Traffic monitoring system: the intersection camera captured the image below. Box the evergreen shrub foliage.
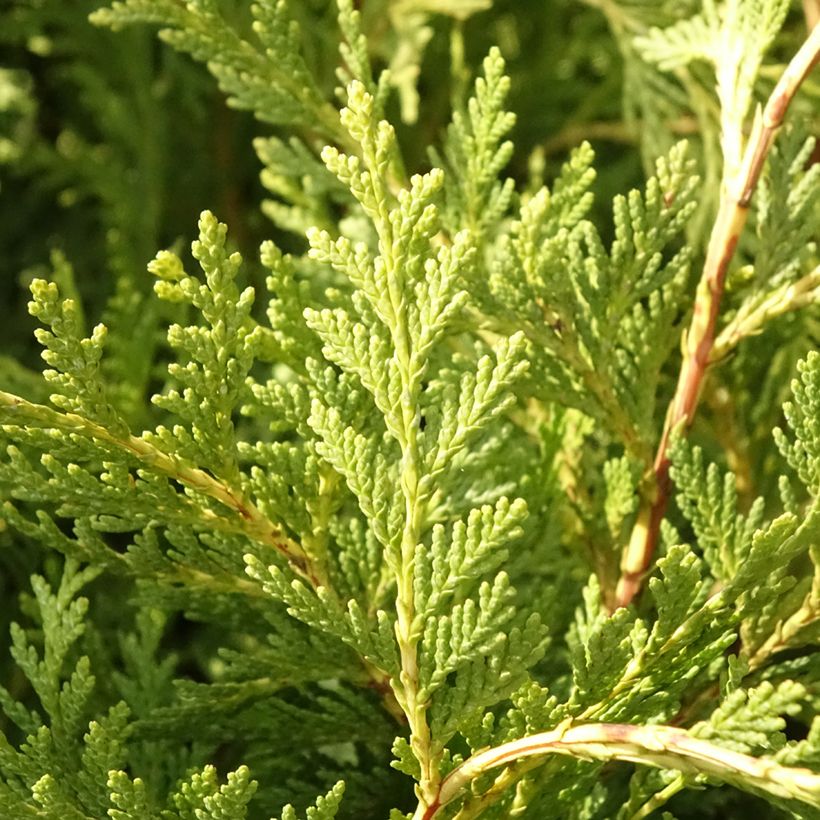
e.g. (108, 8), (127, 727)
(0, 1), (819, 818)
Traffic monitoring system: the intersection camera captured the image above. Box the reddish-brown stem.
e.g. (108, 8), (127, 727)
(615, 24), (820, 610)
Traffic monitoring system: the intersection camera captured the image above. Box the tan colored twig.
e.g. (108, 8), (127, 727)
(421, 721), (820, 819)
(615, 24), (820, 610)
(805, 0), (820, 31)
(711, 266), (820, 362)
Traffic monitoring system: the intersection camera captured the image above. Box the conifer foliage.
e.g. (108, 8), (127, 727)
(1, 1), (819, 818)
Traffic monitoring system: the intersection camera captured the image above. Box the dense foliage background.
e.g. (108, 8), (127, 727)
(0, 2), (818, 818)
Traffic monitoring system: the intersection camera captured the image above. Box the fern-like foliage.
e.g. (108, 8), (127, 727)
(1, 1), (819, 818)
(487, 140), (697, 463)
(0, 561), (126, 819)
(90, 0), (334, 133)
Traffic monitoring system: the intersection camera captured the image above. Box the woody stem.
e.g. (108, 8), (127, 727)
(423, 722), (820, 818)
(616, 24), (820, 609)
